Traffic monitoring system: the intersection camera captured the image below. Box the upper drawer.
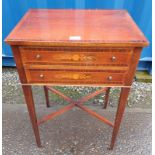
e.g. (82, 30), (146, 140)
(20, 47), (133, 66)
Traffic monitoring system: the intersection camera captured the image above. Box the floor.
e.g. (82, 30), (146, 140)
(2, 67), (152, 155)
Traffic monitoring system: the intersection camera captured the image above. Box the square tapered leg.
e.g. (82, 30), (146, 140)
(110, 87), (130, 149)
(22, 85), (41, 147)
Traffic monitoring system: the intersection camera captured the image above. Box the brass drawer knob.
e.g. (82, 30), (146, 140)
(111, 56), (116, 61)
(39, 74), (44, 78)
(108, 76), (112, 80)
(36, 54), (41, 59)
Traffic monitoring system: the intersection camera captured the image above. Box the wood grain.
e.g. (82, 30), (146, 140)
(22, 85), (41, 147)
(25, 69), (126, 85)
(110, 87), (130, 149)
(125, 47), (142, 85)
(11, 46), (27, 83)
(20, 47), (132, 66)
(23, 64), (129, 71)
(5, 9), (149, 47)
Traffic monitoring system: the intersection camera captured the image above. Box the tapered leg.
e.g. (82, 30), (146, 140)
(44, 86), (50, 107)
(109, 87), (130, 149)
(22, 85), (41, 147)
(103, 87), (110, 109)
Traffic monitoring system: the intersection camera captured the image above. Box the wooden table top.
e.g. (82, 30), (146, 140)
(5, 9), (148, 47)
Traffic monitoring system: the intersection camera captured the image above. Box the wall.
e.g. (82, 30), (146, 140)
(2, 0), (152, 73)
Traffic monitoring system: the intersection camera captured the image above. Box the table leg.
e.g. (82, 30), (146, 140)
(22, 85), (41, 147)
(44, 86), (50, 107)
(109, 87), (130, 149)
(103, 87), (110, 109)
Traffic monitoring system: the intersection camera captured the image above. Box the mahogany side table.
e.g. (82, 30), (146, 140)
(5, 9), (149, 149)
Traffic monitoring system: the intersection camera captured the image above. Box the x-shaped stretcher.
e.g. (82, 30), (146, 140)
(34, 85), (130, 150)
(22, 84), (130, 149)
(38, 86), (113, 127)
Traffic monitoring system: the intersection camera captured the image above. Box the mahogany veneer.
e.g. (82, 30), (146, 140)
(5, 9), (149, 149)
(20, 47), (132, 66)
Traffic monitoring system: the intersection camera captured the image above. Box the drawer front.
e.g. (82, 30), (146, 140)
(20, 47), (132, 66)
(25, 69), (126, 85)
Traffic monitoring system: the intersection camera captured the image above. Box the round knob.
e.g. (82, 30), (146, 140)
(111, 56), (116, 61)
(108, 76), (112, 81)
(39, 74), (44, 78)
(36, 54), (41, 59)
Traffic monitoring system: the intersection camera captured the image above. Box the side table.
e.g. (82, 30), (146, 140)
(5, 9), (149, 149)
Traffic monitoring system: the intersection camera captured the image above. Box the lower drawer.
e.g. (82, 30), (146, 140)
(25, 69), (126, 85)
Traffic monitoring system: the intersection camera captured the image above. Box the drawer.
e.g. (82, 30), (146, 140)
(20, 47), (132, 66)
(25, 69), (126, 85)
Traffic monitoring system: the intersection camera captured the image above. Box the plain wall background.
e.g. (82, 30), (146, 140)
(2, 0), (152, 73)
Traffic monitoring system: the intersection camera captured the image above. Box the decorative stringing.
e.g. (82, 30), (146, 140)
(24, 62), (129, 67)
(26, 80), (124, 85)
(10, 38), (147, 43)
(21, 47), (133, 53)
(27, 69), (127, 73)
